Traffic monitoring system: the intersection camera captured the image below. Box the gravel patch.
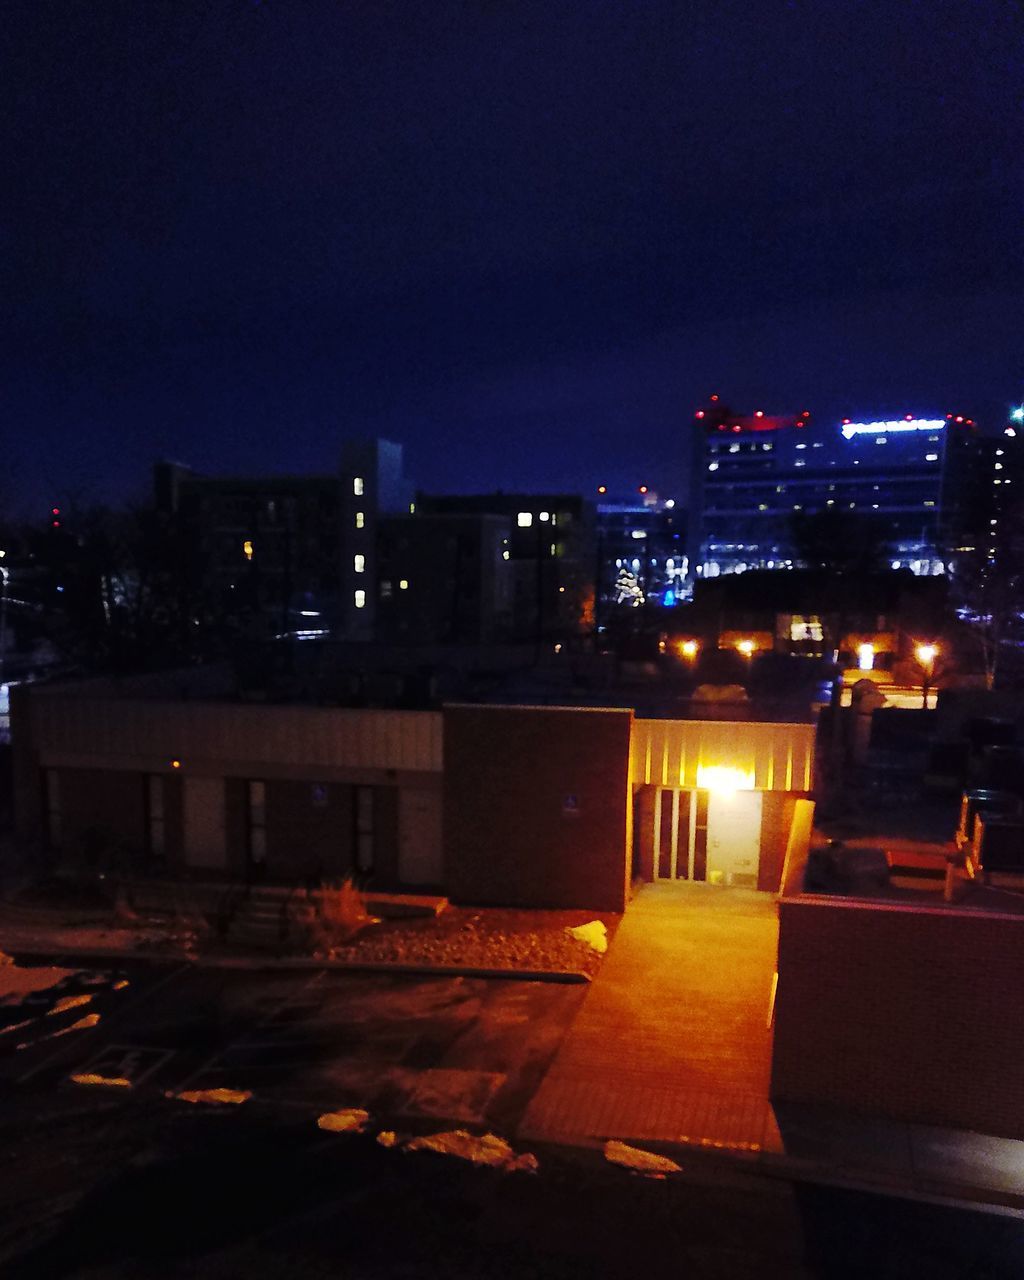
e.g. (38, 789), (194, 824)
(326, 906), (620, 978)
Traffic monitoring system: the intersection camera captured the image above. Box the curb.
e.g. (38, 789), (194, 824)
(3, 941), (592, 984)
(519, 1129), (1024, 1219)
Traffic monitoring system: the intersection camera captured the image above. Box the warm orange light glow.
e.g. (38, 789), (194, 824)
(242, 538), (254, 561)
(680, 639), (699, 659)
(736, 639), (756, 656)
(916, 643), (938, 666)
(696, 764), (755, 793)
(171, 759), (181, 770)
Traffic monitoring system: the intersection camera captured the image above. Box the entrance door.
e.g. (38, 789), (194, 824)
(706, 790), (762, 887)
(398, 787), (443, 886)
(183, 777), (226, 872)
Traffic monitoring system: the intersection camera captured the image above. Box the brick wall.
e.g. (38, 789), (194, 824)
(55, 768), (147, 862)
(444, 705), (633, 912)
(772, 897), (1024, 1138)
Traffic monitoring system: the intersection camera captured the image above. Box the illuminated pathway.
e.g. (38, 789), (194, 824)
(520, 882), (780, 1152)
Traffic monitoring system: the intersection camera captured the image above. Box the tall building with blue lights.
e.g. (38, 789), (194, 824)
(688, 399), (1017, 579)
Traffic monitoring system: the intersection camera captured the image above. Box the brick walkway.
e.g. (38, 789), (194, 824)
(520, 882), (781, 1152)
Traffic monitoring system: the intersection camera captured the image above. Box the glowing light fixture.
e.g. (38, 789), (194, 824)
(353, 476), (364, 496)
(916, 643), (937, 666)
(242, 539), (254, 561)
(696, 764), (755, 793)
(1011, 407), (1024, 422)
(170, 759), (181, 770)
(858, 643), (875, 671)
(680, 639), (699, 659)
(736, 638), (756, 656)
(517, 512), (533, 527)
(841, 418), (945, 439)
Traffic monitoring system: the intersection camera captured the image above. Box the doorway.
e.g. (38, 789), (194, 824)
(651, 787), (763, 887)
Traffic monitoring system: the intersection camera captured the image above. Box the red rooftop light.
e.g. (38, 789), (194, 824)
(696, 410), (705, 419)
(732, 424), (741, 432)
(842, 418), (851, 425)
(905, 414), (914, 421)
(755, 410), (764, 418)
(955, 416), (964, 423)
(639, 485), (648, 494)
(710, 394), (719, 402)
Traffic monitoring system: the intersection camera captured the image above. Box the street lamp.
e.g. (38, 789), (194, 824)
(915, 643), (938, 708)
(736, 638), (756, 657)
(680, 639), (699, 661)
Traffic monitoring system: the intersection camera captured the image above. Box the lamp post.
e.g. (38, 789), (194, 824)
(916, 643), (937, 709)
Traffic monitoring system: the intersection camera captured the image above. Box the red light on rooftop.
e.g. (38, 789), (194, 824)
(842, 418), (851, 425)
(755, 410), (764, 418)
(955, 416), (964, 423)
(802, 410), (810, 417)
(51, 507), (60, 516)
(696, 410), (705, 419)
(639, 485), (648, 494)
(732, 424), (741, 433)
(905, 414), (913, 421)
(51, 520), (60, 528)
(966, 419), (974, 425)
(710, 394), (719, 402)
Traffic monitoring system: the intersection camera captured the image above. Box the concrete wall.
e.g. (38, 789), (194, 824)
(772, 897), (1024, 1139)
(444, 705), (633, 912)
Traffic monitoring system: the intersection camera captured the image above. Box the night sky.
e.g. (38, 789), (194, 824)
(3, 1), (1021, 516)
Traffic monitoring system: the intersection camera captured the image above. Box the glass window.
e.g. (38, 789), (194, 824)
(517, 512), (533, 527)
(354, 589), (366, 608)
(353, 553), (365, 573)
(355, 512), (365, 529)
(353, 476), (364, 496)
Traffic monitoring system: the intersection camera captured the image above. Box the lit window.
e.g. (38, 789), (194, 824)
(827, 499), (835, 506)
(995, 462), (1004, 470)
(926, 453), (938, 461)
(354, 554), (365, 573)
(353, 476), (364, 496)
(399, 578), (409, 590)
(409, 501), (416, 514)
(758, 503), (768, 511)
(242, 539), (254, 561)
(355, 512), (365, 529)
(996, 449), (1005, 457)
(502, 550), (510, 560)
(517, 512), (533, 527)
(539, 511), (550, 522)
(354, 589), (366, 608)
(795, 442), (806, 450)
(875, 437), (887, 444)
(729, 444), (740, 453)
(924, 500), (935, 507)
(708, 462), (719, 472)
(795, 459), (806, 467)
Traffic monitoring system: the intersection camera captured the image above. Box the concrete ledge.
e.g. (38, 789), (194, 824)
(4, 941), (590, 984)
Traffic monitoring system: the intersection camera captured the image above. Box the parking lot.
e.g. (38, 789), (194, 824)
(2, 957), (587, 1133)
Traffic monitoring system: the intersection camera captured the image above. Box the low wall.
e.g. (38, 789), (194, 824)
(772, 896), (1024, 1138)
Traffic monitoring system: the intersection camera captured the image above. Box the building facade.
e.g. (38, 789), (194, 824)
(154, 438), (410, 643)
(416, 493), (595, 644)
(12, 671), (815, 913)
(688, 400), (1021, 580)
(594, 491), (687, 621)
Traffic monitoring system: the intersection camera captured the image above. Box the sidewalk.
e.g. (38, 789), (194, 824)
(520, 882), (779, 1151)
(520, 881), (1024, 1213)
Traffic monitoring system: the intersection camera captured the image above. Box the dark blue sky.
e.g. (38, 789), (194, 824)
(3, 0), (1021, 515)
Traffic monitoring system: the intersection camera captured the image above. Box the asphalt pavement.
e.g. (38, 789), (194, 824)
(3, 955), (1024, 1278)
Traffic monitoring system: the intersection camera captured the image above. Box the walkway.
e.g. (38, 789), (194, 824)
(520, 882), (781, 1152)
